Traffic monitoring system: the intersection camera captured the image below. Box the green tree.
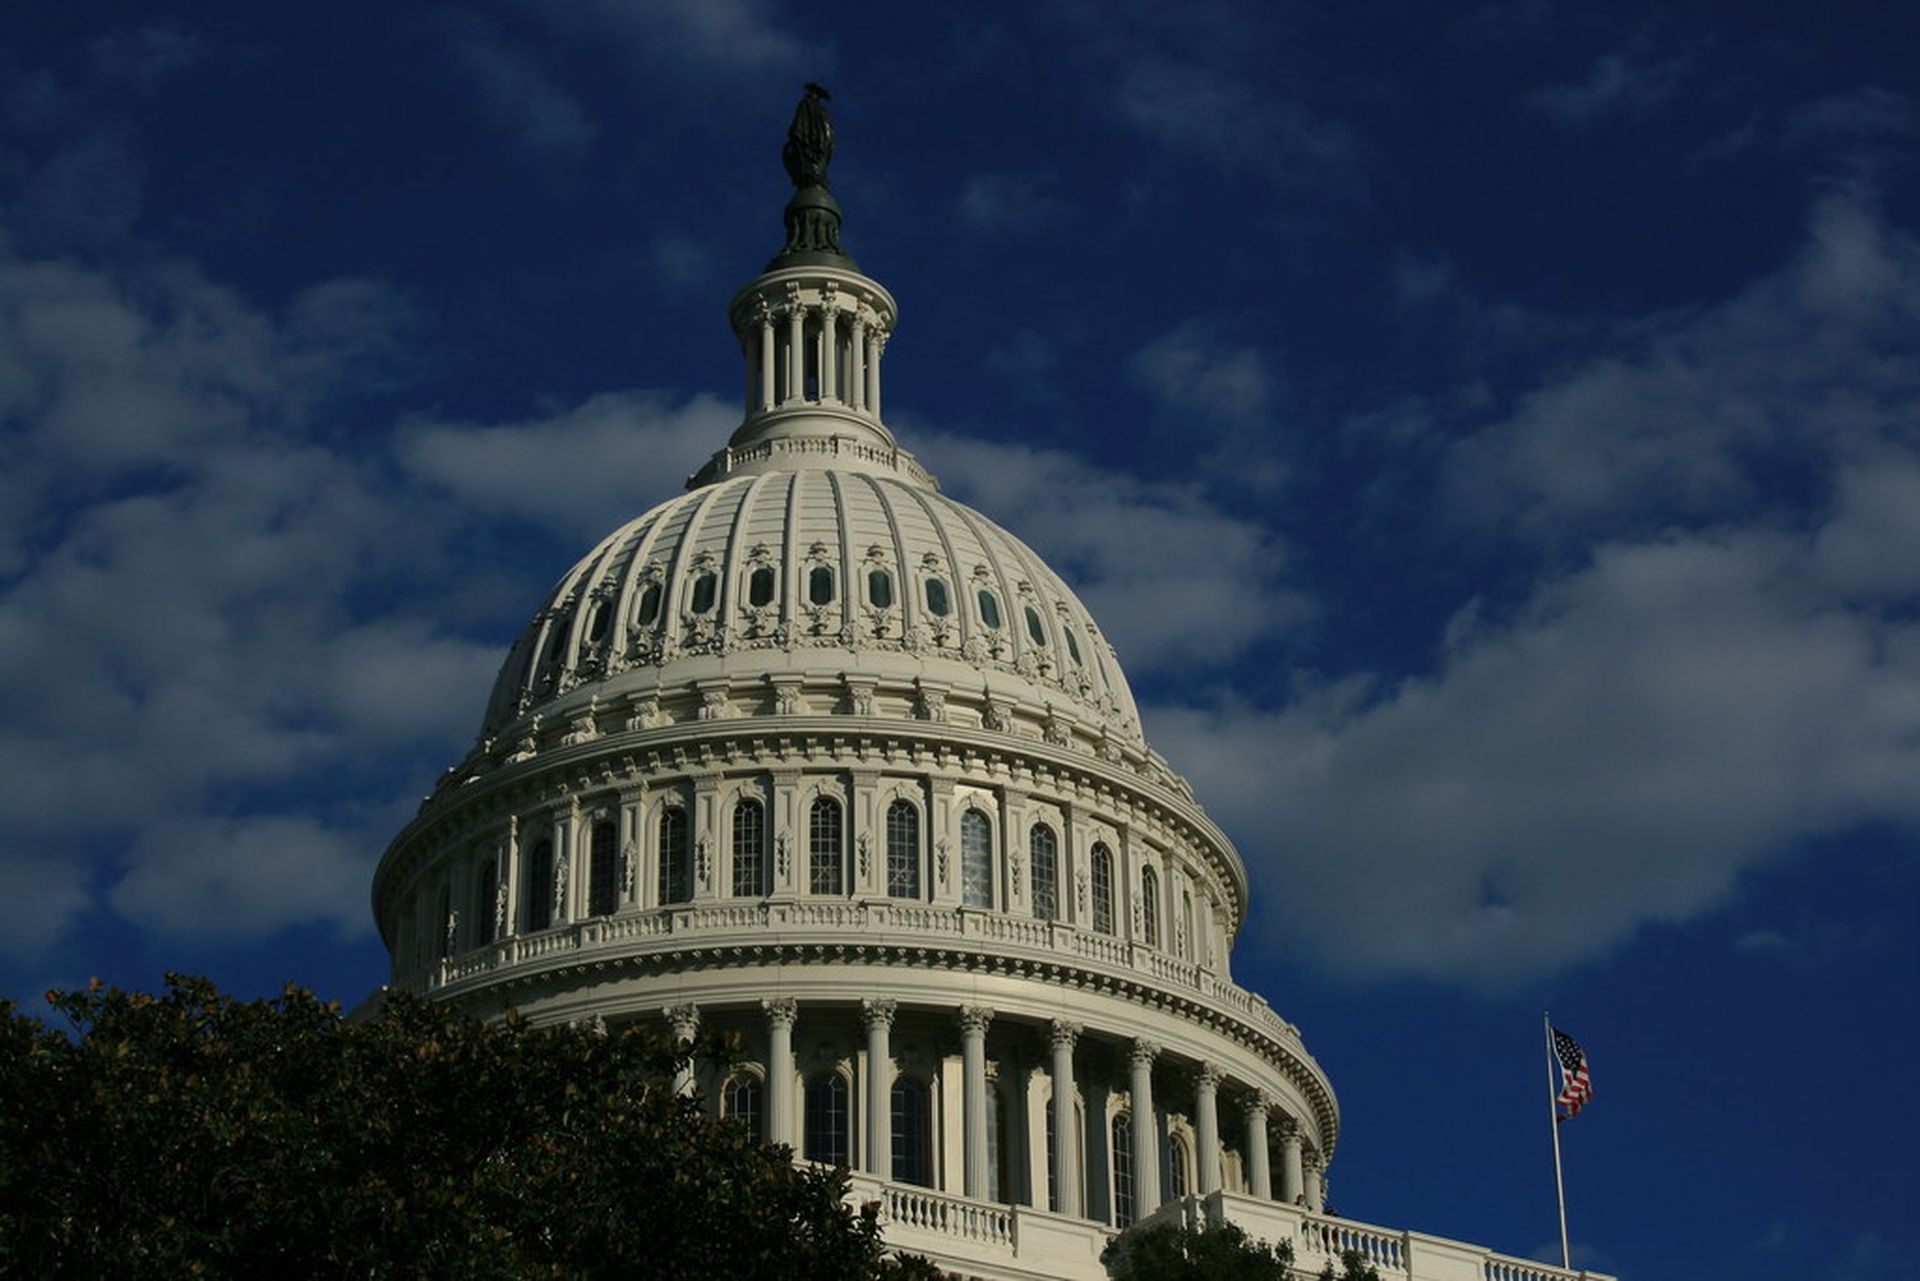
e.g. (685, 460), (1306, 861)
(1101, 1219), (1294, 1280)
(0, 976), (942, 1280)
(1319, 1249), (1384, 1281)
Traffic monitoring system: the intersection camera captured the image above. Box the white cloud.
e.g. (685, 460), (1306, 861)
(1785, 87), (1912, 148)
(957, 172), (1069, 236)
(1130, 322), (1277, 429)
(1528, 53), (1685, 128)
(1152, 528), (1920, 986)
(452, 28), (597, 158)
(1115, 57), (1358, 187)
(397, 390), (733, 540)
(917, 433), (1308, 673)
(109, 816), (377, 943)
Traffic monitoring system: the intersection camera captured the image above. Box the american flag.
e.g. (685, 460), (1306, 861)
(1552, 1027), (1592, 1120)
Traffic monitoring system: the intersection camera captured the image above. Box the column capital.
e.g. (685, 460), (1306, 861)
(762, 996), (799, 1029)
(1194, 1061), (1224, 1091)
(1245, 1088), (1274, 1118)
(1047, 1019), (1082, 1051)
(860, 996), (898, 1031)
(1303, 1150), (1325, 1174)
(664, 1004), (700, 1039)
(956, 1005), (995, 1036)
(1129, 1037), (1161, 1068)
(1278, 1114), (1303, 1142)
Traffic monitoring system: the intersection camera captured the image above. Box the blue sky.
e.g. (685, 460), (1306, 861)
(3, 4), (1917, 1278)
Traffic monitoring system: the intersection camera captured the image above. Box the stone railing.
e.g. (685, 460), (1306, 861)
(881, 1183), (1014, 1248)
(426, 899), (1303, 1051)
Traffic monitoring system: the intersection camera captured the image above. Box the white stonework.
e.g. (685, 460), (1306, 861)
(370, 118), (1613, 1281)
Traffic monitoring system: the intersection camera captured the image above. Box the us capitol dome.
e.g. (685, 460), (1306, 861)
(372, 89), (1605, 1281)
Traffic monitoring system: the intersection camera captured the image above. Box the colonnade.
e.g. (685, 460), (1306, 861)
(746, 285), (888, 419)
(673, 995), (1329, 1225)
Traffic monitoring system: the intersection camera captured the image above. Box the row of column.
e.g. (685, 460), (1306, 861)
(752, 296), (887, 417)
(716, 998), (1325, 1217)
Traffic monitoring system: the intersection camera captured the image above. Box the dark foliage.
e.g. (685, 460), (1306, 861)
(0, 976), (942, 1279)
(1101, 1219), (1294, 1280)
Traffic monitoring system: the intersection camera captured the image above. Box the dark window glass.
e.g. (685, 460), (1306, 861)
(986, 1087), (1007, 1203)
(1045, 1106), (1058, 1213)
(1025, 606), (1047, 647)
(732, 799), (767, 897)
(476, 861), (497, 946)
(868, 568), (893, 608)
(978, 589), (1002, 629)
(658, 808), (690, 905)
(585, 599), (609, 643)
(1113, 1114), (1136, 1227)
(804, 1073), (849, 1166)
(636, 583), (662, 626)
(690, 573), (717, 614)
(886, 800), (919, 899)
(525, 839), (553, 931)
(1091, 843), (1115, 935)
(961, 810), (993, 908)
(1031, 823), (1059, 922)
(1064, 625), (1083, 666)
(925, 578), (950, 617)
(1170, 1136), (1190, 1199)
(1141, 866), (1160, 947)
(809, 566), (834, 606)
(808, 796), (843, 895)
(892, 1078), (933, 1187)
(749, 567), (776, 607)
(588, 819), (618, 916)
(724, 1075), (764, 1137)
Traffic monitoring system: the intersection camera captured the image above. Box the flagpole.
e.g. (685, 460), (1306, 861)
(1544, 1012), (1571, 1272)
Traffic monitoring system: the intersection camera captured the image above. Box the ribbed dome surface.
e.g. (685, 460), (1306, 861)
(479, 467), (1141, 743)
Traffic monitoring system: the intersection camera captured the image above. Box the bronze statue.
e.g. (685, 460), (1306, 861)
(773, 83), (852, 266)
(783, 83), (834, 190)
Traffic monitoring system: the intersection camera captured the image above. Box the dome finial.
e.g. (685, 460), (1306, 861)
(771, 83), (855, 269)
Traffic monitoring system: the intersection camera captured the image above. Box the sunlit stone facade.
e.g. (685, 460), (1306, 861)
(371, 103), (1608, 1281)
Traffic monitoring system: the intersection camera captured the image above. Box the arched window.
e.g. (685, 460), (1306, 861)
(885, 800), (920, 899)
(732, 798), (767, 898)
(1030, 823), (1059, 922)
(808, 566), (835, 606)
(891, 1077), (933, 1187)
(475, 860), (497, 946)
(1090, 843), (1115, 935)
(524, 837), (553, 931)
(960, 809), (993, 908)
(1141, 866), (1160, 947)
(868, 568), (893, 608)
(689, 572), (717, 614)
(635, 581), (662, 626)
(588, 818), (618, 916)
(977, 589), (1002, 630)
(803, 1072), (849, 1166)
(657, 807), (690, 905)
(808, 796), (843, 895)
(1169, 1134), (1191, 1200)
(1024, 605), (1047, 647)
(1112, 1112), (1136, 1227)
(1064, 625), (1083, 666)
(722, 1074), (764, 1137)
(925, 577), (950, 617)
(748, 566), (776, 607)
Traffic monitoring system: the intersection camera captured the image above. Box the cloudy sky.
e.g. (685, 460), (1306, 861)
(4, 3), (1916, 1277)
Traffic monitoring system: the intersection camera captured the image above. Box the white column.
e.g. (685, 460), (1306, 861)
(1129, 1039), (1161, 1213)
(959, 1006), (994, 1199)
(757, 306), (775, 412)
(499, 819), (519, 939)
(1048, 1020), (1082, 1217)
(1304, 1153), (1325, 1212)
(666, 1004), (700, 1097)
(1279, 1116), (1304, 1205)
(785, 299), (805, 403)
(863, 997), (897, 1177)
(1246, 1092), (1273, 1200)
(867, 330), (886, 419)
(1194, 1063), (1222, 1197)
(765, 998), (798, 1148)
(820, 301), (838, 401)
(849, 316), (867, 411)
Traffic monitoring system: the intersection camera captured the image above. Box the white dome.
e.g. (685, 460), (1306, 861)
(477, 466), (1142, 750)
